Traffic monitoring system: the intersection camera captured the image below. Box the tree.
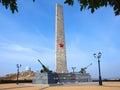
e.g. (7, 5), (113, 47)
(65, 0), (120, 16)
(0, 0), (34, 13)
(0, 0), (120, 16)
(0, 0), (18, 13)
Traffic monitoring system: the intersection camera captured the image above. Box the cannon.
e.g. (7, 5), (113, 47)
(80, 63), (92, 73)
(38, 59), (52, 73)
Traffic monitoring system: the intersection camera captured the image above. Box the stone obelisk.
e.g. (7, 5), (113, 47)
(55, 3), (68, 73)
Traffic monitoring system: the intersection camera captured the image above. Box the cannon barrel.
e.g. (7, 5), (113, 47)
(38, 59), (50, 73)
(38, 59), (43, 66)
(80, 63), (92, 73)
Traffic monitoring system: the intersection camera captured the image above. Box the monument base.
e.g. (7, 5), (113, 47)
(32, 72), (59, 84)
(57, 72), (92, 83)
(32, 72), (92, 84)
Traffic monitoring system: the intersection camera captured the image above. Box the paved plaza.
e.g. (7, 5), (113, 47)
(0, 82), (120, 90)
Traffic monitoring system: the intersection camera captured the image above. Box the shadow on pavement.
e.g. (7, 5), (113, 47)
(39, 86), (50, 90)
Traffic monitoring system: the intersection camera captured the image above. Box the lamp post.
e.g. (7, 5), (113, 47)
(93, 52), (102, 85)
(16, 64), (21, 84)
(71, 67), (76, 73)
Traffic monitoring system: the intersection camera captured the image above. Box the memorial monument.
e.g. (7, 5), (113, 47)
(55, 3), (68, 73)
(32, 3), (92, 85)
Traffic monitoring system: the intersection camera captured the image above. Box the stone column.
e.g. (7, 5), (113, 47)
(55, 3), (68, 73)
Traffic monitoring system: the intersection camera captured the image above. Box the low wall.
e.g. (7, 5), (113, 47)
(0, 80), (32, 84)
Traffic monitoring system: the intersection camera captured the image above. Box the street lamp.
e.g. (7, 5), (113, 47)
(71, 67), (76, 73)
(16, 64), (21, 84)
(93, 52), (102, 85)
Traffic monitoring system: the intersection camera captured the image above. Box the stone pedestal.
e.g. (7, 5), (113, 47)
(57, 73), (92, 83)
(32, 72), (92, 84)
(32, 72), (59, 84)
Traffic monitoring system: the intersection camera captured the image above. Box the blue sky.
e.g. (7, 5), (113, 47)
(0, 0), (120, 79)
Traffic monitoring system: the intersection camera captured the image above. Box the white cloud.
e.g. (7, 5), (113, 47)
(0, 43), (54, 60)
(65, 32), (120, 78)
(0, 41), (55, 75)
(6, 44), (32, 52)
(66, 36), (93, 73)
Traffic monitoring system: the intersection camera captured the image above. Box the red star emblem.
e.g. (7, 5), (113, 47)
(59, 42), (64, 47)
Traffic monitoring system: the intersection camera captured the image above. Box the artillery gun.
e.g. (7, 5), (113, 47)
(80, 63), (92, 73)
(38, 59), (52, 73)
